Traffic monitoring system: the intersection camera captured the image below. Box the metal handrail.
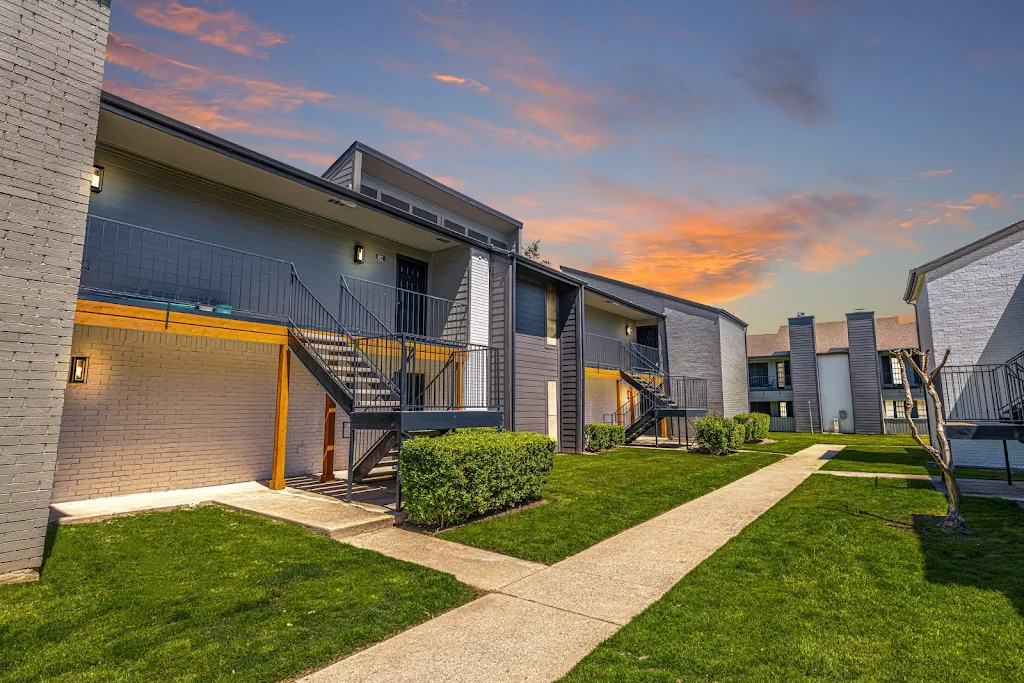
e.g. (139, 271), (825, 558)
(939, 354), (1024, 424)
(341, 275), (468, 344)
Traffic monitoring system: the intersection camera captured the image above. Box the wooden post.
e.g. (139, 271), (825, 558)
(321, 395), (337, 483)
(615, 379), (622, 425)
(269, 345), (290, 490)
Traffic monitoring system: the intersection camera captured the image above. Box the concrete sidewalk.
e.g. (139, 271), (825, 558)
(301, 443), (843, 683)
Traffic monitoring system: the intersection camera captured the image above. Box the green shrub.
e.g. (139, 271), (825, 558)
(733, 412), (771, 443)
(694, 413), (745, 455)
(584, 423), (626, 452)
(400, 430), (555, 526)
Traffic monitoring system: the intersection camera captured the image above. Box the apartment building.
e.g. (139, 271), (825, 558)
(746, 313), (924, 434)
(905, 219), (1024, 471)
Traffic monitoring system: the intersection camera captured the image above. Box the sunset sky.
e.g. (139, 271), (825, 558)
(102, 0), (1024, 332)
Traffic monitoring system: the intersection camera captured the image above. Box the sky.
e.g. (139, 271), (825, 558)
(102, 0), (1024, 333)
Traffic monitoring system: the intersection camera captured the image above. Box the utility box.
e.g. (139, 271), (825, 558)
(832, 417), (841, 433)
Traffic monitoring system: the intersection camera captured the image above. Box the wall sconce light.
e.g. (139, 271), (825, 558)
(90, 166), (104, 192)
(68, 356), (89, 384)
(625, 324), (633, 336)
(354, 245), (365, 264)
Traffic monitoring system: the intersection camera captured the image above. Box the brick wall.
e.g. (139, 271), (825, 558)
(718, 316), (749, 417)
(53, 325), (327, 502)
(920, 228), (1024, 468)
(664, 306), (724, 415)
(0, 0), (109, 575)
(584, 376), (618, 424)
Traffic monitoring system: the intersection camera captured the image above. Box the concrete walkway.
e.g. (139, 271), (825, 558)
(301, 443), (843, 683)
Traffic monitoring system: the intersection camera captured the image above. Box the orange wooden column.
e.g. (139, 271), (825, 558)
(269, 345), (290, 490)
(320, 395), (337, 483)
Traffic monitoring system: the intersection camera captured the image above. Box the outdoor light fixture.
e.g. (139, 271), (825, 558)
(90, 166), (104, 192)
(68, 357), (89, 384)
(354, 245), (365, 263)
(626, 324), (633, 336)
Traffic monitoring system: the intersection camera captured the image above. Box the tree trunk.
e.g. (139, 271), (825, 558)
(940, 470), (969, 531)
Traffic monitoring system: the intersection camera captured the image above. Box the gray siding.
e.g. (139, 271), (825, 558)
(490, 254), (513, 428)
(89, 147), (432, 314)
(0, 0), (110, 577)
(514, 334), (558, 436)
(558, 288), (584, 453)
(846, 312), (883, 434)
(788, 317), (822, 432)
(323, 149), (355, 189)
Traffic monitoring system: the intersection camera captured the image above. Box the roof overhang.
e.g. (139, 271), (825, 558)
(582, 285), (663, 321)
(514, 255), (585, 288)
(96, 93), (500, 255)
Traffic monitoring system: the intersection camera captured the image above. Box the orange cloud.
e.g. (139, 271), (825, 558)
(896, 168), (955, 180)
(125, 0), (289, 57)
(431, 73), (489, 92)
(514, 175), (880, 305)
(896, 191), (1010, 231)
(383, 109), (472, 144)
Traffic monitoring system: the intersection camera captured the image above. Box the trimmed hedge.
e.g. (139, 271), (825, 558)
(584, 423), (626, 452)
(694, 413), (745, 455)
(400, 430), (555, 526)
(733, 412), (771, 443)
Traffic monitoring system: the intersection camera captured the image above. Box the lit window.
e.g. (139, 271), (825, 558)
(779, 401), (788, 418)
(546, 285), (557, 344)
(776, 361), (786, 388)
(890, 357), (904, 385)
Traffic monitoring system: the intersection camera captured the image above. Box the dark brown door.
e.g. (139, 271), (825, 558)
(396, 256), (427, 336)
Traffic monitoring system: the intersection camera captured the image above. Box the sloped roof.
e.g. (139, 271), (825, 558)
(747, 315), (919, 358)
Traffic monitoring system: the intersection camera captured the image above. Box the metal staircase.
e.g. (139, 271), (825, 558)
(939, 349), (1024, 441)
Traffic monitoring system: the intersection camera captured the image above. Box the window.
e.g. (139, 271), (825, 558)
(750, 402), (771, 415)
(885, 400), (922, 419)
(380, 193), (410, 212)
(444, 219), (467, 234)
(748, 363), (769, 388)
(776, 361), (786, 388)
(468, 229), (488, 243)
(491, 238), (508, 250)
(546, 285), (557, 344)
(412, 206), (438, 223)
(890, 356), (904, 386)
(779, 401), (789, 418)
(359, 185), (378, 200)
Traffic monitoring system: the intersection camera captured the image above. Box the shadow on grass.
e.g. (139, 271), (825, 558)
(827, 446), (929, 466)
(912, 497), (1024, 618)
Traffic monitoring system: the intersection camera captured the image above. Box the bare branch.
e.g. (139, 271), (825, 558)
(929, 348), (951, 383)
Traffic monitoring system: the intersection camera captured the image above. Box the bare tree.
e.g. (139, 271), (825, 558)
(522, 239), (551, 265)
(895, 348), (968, 532)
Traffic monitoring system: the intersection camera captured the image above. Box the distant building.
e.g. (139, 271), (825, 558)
(746, 313), (924, 434)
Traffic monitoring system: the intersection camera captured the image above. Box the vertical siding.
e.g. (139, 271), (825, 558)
(323, 149), (356, 189)
(718, 316), (750, 417)
(788, 317), (822, 432)
(514, 334), (559, 436)
(846, 312), (883, 434)
(490, 255), (512, 427)
(558, 288), (583, 453)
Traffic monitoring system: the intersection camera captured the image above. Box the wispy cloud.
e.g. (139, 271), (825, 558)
(121, 0), (289, 57)
(898, 191), (1010, 229)
(895, 167), (955, 181)
(514, 173), (880, 304)
(431, 73), (490, 92)
(735, 43), (833, 124)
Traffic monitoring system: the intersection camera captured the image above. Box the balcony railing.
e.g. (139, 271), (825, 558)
(341, 276), (467, 344)
(584, 333), (661, 374)
(769, 416), (796, 432)
(603, 375), (708, 425)
(78, 216), (500, 413)
(883, 418), (929, 435)
(748, 376), (789, 391)
(938, 352), (1024, 424)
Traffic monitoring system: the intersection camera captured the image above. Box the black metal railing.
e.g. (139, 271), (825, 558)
(939, 351), (1024, 424)
(341, 276), (467, 344)
(80, 215), (291, 321)
(748, 375), (779, 391)
(668, 376), (709, 410)
(79, 215), (500, 413)
(584, 333), (662, 374)
(604, 375), (708, 425)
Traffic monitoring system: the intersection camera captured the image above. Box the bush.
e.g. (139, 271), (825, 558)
(694, 413), (745, 455)
(733, 412), (771, 443)
(400, 430), (555, 526)
(584, 423), (626, 452)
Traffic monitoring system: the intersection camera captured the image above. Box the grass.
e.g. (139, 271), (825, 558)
(742, 430), (926, 455)
(438, 447), (782, 564)
(0, 506), (475, 683)
(563, 475), (1024, 682)
(822, 445), (1008, 480)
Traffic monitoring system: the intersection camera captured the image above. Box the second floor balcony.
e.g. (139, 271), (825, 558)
(584, 332), (663, 375)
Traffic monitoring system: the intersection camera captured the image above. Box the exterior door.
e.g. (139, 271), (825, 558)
(636, 325), (659, 349)
(396, 256), (428, 336)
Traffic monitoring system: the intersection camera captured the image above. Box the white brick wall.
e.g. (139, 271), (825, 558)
(919, 228), (1024, 468)
(0, 0), (109, 575)
(584, 376), (618, 424)
(53, 325), (327, 502)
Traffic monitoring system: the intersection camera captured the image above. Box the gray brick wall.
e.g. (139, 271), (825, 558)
(664, 305), (724, 414)
(53, 325), (327, 502)
(0, 0), (109, 575)
(919, 228), (1024, 468)
(718, 316), (749, 417)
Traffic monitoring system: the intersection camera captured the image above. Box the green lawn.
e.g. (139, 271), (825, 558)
(742, 430), (925, 454)
(822, 445), (1007, 480)
(439, 448), (782, 564)
(564, 475), (1024, 682)
(0, 506), (475, 683)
